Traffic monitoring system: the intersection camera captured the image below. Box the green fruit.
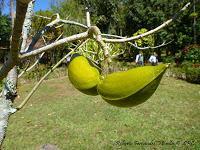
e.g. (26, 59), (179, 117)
(97, 64), (168, 107)
(68, 56), (100, 95)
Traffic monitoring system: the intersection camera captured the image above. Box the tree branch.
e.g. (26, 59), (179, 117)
(103, 2), (191, 43)
(34, 14), (88, 29)
(130, 41), (173, 50)
(18, 33), (64, 78)
(102, 34), (173, 50)
(86, 7), (91, 27)
(24, 14), (61, 52)
(19, 31), (89, 59)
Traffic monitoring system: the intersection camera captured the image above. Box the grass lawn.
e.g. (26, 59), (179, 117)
(2, 76), (200, 150)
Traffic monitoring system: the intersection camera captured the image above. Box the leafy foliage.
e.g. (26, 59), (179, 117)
(185, 66), (200, 84)
(51, 0), (86, 36)
(78, 39), (124, 64)
(0, 14), (11, 46)
(133, 28), (154, 47)
(125, 0), (197, 50)
(184, 45), (200, 64)
(169, 61), (200, 84)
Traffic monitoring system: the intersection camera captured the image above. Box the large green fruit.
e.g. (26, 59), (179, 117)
(68, 56), (100, 95)
(97, 64), (168, 107)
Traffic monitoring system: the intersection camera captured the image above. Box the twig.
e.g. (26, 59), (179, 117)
(60, 19), (88, 29)
(130, 41), (173, 50)
(35, 14), (51, 20)
(18, 61), (31, 78)
(35, 14), (88, 29)
(86, 7), (91, 27)
(111, 50), (126, 59)
(85, 56), (101, 70)
(83, 50), (97, 54)
(18, 52), (45, 78)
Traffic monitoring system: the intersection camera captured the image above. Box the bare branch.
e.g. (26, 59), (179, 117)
(22, 13), (88, 57)
(19, 31), (89, 59)
(59, 19), (88, 29)
(102, 33), (173, 50)
(18, 61), (30, 78)
(24, 17), (61, 52)
(84, 56), (101, 70)
(18, 52), (45, 78)
(102, 34), (126, 39)
(18, 32), (64, 78)
(111, 50), (126, 59)
(83, 50), (97, 55)
(55, 32), (64, 41)
(35, 14), (51, 20)
(86, 7), (91, 27)
(34, 14), (88, 29)
(103, 2), (191, 43)
(130, 41), (173, 50)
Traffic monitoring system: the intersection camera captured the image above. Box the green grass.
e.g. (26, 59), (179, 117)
(2, 76), (200, 150)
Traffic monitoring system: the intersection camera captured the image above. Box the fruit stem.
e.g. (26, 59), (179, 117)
(88, 26), (111, 75)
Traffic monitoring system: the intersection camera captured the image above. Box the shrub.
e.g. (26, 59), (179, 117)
(183, 45), (200, 64)
(167, 64), (186, 80)
(185, 67), (200, 84)
(180, 61), (193, 69)
(168, 61), (200, 84)
(180, 61), (200, 84)
(162, 56), (175, 63)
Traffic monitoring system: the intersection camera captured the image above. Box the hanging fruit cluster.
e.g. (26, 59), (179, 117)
(68, 55), (168, 107)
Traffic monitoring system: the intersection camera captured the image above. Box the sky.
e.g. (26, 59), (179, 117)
(34, 0), (51, 11)
(2, 0), (51, 14)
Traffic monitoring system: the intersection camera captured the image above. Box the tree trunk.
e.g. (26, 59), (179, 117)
(10, 0), (15, 28)
(0, 98), (16, 144)
(0, 0), (34, 146)
(193, 0), (197, 44)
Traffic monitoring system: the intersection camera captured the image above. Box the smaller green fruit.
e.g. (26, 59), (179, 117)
(68, 55), (100, 95)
